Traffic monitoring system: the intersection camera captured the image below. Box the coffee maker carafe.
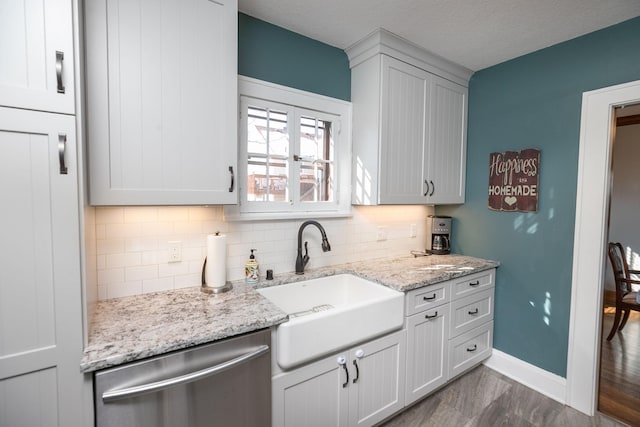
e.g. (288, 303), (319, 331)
(427, 215), (451, 255)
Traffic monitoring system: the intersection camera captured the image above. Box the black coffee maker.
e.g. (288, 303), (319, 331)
(426, 215), (451, 255)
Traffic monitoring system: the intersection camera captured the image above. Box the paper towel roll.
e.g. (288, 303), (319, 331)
(206, 233), (227, 288)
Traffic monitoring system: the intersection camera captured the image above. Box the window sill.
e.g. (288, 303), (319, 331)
(222, 207), (352, 222)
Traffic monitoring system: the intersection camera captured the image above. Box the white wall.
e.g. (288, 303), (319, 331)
(94, 205), (434, 300)
(606, 123), (640, 290)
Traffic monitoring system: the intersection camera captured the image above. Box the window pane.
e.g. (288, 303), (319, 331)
(247, 106), (290, 202)
(299, 116), (334, 203)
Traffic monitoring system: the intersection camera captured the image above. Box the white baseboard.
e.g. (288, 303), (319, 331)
(483, 349), (567, 404)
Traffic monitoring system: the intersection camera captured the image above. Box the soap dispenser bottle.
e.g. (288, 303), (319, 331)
(245, 249), (259, 284)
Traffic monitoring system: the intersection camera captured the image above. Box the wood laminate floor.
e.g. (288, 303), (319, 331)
(599, 306), (640, 426)
(380, 365), (626, 427)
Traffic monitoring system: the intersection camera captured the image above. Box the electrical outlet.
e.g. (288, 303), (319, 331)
(168, 241), (182, 263)
(409, 223), (417, 238)
(376, 226), (387, 241)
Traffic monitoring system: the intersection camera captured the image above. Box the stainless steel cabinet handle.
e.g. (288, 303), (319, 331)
(102, 344), (269, 403)
(429, 180), (435, 196)
(228, 166), (234, 192)
(56, 51), (65, 94)
(58, 134), (68, 175)
(423, 179), (430, 197)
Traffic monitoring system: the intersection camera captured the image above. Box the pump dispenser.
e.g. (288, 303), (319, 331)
(245, 249), (259, 283)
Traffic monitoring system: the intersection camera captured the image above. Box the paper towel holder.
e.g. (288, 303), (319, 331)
(201, 256), (232, 294)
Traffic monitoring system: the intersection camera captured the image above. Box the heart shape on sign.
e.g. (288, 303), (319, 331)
(505, 196), (517, 206)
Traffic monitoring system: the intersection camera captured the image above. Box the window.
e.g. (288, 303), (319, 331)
(225, 77), (351, 220)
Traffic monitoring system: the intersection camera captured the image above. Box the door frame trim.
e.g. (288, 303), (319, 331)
(566, 79), (640, 414)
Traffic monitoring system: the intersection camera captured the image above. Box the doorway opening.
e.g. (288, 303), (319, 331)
(566, 79), (640, 416)
(598, 103), (640, 425)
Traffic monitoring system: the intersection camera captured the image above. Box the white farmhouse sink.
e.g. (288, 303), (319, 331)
(257, 274), (404, 370)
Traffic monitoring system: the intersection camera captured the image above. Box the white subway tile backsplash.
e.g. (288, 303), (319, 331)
(96, 207), (124, 224)
(141, 222), (175, 237)
(94, 205), (434, 300)
(126, 237), (159, 252)
(142, 277), (174, 293)
(107, 281), (142, 299)
(174, 273), (200, 289)
(159, 262), (189, 278)
(188, 206), (220, 221)
(105, 223), (142, 239)
(124, 207), (158, 223)
(173, 221), (205, 235)
(97, 238), (125, 255)
(125, 265), (158, 281)
(96, 224), (106, 239)
(157, 207), (190, 222)
(105, 252), (142, 268)
(141, 251), (159, 266)
(98, 268), (124, 286)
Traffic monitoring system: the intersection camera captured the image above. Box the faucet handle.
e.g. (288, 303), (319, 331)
(304, 241), (309, 256)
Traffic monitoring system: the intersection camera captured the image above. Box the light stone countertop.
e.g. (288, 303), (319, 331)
(81, 253), (498, 373)
(255, 253), (499, 293)
(80, 282), (287, 373)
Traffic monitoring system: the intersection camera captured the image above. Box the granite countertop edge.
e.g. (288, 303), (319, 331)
(81, 254), (499, 373)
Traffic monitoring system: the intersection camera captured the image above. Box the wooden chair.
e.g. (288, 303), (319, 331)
(606, 242), (640, 340)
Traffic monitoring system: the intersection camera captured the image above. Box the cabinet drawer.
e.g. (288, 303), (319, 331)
(405, 282), (450, 316)
(450, 289), (494, 338)
(451, 269), (495, 299)
(448, 321), (493, 379)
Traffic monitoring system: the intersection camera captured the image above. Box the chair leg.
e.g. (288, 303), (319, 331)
(607, 308), (623, 340)
(619, 309), (631, 331)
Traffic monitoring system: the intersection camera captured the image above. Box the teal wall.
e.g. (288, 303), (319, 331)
(238, 13), (351, 101)
(438, 17), (640, 377)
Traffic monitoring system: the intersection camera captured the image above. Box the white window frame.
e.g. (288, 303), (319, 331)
(224, 76), (352, 221)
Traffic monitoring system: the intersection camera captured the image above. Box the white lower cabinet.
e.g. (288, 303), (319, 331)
(272, 329), (406, 427)
(271, 269), (496, 425)
(404, 269), (495, 407)
(405, 305), (449, 405)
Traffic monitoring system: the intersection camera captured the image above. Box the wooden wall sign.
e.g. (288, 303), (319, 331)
(488, 148), (540, 212)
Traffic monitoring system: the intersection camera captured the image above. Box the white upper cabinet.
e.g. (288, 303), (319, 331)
(348, 29), (470, 205)
(0, 0), (75, 114)
(426, 75), (467, 204)
(85, 0), (238, 205)
(378, 56), (431, 204)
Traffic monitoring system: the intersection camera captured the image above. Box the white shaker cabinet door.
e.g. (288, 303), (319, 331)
(405, 306), (449, 405)
(85, 0), (238, 205)
(378, 56), (431, 204)
(0, 0), (75, 114)
(348, 329), (406, 426)
(0, 108), (84, 427)
(272, 354), (349, 427)
(425, 76), (467, 204)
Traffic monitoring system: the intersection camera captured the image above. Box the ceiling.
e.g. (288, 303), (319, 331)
(238, 0), (640, 71)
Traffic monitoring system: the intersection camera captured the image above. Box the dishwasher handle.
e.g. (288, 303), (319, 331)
(102, 344), (269, 403)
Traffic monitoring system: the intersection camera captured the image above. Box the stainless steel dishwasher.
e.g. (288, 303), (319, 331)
(94, 329), (271, 427)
